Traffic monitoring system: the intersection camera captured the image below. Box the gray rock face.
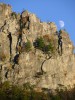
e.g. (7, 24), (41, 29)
(0, 3), (75, 90)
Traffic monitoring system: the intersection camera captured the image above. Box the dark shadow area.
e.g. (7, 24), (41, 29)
(34, 72), (43, 78)
(58, 32), (62, 56)
(58, 36), (62, 55)
(5, 70), (9, 79)
(0, 64), (2, 70)
(17, 31), (22, 47)
(7, 32), (12, 61)
(0, 20), (6, 32)
(12, 54), (19, 69)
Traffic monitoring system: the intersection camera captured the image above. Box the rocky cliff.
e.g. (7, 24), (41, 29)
(0, 3), (75, 90)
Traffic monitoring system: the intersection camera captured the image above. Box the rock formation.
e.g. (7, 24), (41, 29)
(0, 3), (75, 90)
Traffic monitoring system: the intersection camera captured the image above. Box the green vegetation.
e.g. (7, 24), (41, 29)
(59, 30), (62, 34)
(23, 82), (34, 90)
(0, 81), (75, 100)
(0, 82), (48, 100)
(34, 37), (45, 50)
(22, 40), (32, 52)
(43, 43), (54, 54)
(34, 36), (56, 55)
(11, 12), (17, 19)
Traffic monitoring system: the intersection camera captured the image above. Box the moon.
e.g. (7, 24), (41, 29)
(59, 20), (65, 28)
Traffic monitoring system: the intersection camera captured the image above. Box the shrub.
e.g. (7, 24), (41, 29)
(11, 85), (24, 100)
(34, 37), (45, 50)
(11, 12), (17, 19)
(23, 82), (32, 90)
(30, 91), (47, 100)
(22, 40), (32, 52)
(1, 81), (75, 100)
(52, 95), (61, 100)
(2, 81), (10, 90)
(34, 36), (56, 55)
(43, 42), (54, 53)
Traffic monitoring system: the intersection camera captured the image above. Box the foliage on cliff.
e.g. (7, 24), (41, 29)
(34, 36), (56, 55)
(0, 81), (75, 100)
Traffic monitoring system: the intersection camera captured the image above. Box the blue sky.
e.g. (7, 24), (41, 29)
(0, 0), (75, 46)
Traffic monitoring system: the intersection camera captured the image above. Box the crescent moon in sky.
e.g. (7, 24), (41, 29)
(59, 20), (65, 28)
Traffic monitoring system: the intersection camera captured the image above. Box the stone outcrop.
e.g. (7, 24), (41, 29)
(0, 3), (75, 90)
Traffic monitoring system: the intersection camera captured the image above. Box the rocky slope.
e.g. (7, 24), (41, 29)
(0, 3), (75, 90)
